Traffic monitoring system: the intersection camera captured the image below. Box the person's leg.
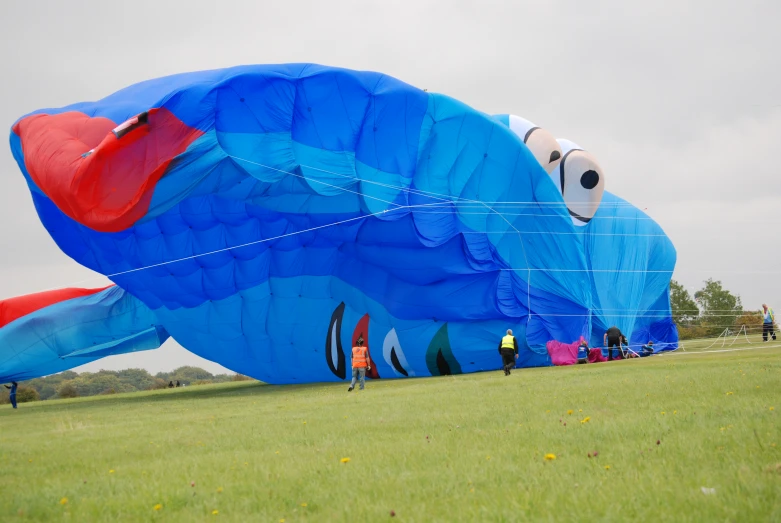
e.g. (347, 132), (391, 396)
(772, 325), (777, 341)
(359, 368), (366, 390)
(763, 323), (769, 342)
(349, 368), (358, 390)
(10, 393), (16, 409)
(502, 350), (514, 374)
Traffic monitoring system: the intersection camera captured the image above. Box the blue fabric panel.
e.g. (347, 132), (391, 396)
(0, 286), (167, 382)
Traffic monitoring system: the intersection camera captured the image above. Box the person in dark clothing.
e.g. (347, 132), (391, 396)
(175, 380), (181, 387)
(640, 341), (654, 357)
(498, 329), (519, 375)
(762, 304), (776, 342)
(4, 382), (18, 409)
(168, 381), (174, 388)
(603, 326), (624, 361)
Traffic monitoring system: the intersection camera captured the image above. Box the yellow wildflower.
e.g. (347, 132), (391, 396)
(726, 391), (734, 396)
(301, 503), (308, 507)
(217, 487), (224, 493)
(303, 421), (307, 424)
(567, 409), (573, 415)
(212, 510), (219, 515)
(770, 407), (775, 411)
(153, 504), (163, 511)
(580, 416), (591, 424)
(340, 457), (351, 463)
(109, 469), (115, 474)
(59, 497), (68, 505)
(579, 409), (583, 412)
(544, 453), (556, 461)
(604, 465), (611, 470)
(661, 411), (666, 415)
(486, 456), (491, 460)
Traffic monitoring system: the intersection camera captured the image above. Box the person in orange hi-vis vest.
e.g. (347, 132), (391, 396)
(348, 336), (371, 391)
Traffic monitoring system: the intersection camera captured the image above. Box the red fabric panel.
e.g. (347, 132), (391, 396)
(0, 286), (113, 329)
(12, 108), (203, 233)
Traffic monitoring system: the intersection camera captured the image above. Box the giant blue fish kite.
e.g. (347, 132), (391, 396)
(2, 64), (677, 384)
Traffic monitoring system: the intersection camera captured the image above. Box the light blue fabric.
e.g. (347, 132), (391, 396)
(0, 287), (168, 382)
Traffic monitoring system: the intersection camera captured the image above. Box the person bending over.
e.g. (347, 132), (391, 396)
(603, 326), (624, 361)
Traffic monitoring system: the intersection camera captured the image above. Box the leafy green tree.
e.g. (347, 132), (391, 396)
(57, 382), (79, 398)
(694, 279), (743, 334)
(670, 280), (699, 326)
(116, 368), (156, 390)
(38, 384), (58, 400)
(169, 366), (215, 385)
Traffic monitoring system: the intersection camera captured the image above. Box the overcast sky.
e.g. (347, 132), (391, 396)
(1, 0), (778, 374)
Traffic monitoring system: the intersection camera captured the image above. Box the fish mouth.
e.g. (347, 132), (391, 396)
(12, 109), (203, 233)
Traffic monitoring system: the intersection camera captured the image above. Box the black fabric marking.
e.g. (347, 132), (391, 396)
(325, 303), (346, 379)
(389, 346), (409, 376)
(435, 349), (452, 376)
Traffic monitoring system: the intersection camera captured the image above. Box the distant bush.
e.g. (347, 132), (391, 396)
(57, 382), (80, 399)
(0, 386), (39, 404)
(16, 386), (40, 403)
(17, 366), (231, 400)
(147, 378), (169, 390)
(231, 374), (252, 381)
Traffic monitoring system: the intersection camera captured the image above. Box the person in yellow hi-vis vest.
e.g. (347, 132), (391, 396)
(348, 337), (371, 391)
(498, 329), (519, 375)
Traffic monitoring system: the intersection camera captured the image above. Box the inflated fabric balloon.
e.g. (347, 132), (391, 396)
(3, 64), (677, 383)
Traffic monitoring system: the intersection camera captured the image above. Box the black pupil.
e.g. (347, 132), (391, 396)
(580, 170), (599, 190)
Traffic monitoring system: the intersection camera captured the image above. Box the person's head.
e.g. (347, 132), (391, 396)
(356, 336), (364, 346)
(648, 340), (654, 346)
(763, 303), (768, 311)
(579, 340), (588, 348)
(506, 329), (513, 336)
(12, 381), (17, 386)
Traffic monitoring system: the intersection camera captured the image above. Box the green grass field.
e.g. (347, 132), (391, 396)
(1, 339), (780, 522)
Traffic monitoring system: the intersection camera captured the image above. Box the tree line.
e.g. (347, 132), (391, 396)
(670, 278), (770, 339)
(0, 366), (251, 405)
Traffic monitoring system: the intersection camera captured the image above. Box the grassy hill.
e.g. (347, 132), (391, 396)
(1, 340), (780, 522)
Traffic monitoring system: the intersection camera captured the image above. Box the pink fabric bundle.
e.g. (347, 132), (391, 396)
(546, 339), (582, 366)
